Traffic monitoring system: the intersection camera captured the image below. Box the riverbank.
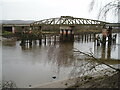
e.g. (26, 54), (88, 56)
(71, 72), (120, 88)
(32, 69), (119, 88)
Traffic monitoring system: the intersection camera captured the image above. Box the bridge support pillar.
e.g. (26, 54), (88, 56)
(54, 35), (57, 45)
(107, 26), (112, 59)
(38, 34), (42, 45)
(107, 26), (112, 45)
(60, 26), (74, 42)
(38, 26), (42, 45)
(101, 29), (107, 59)
(44, 35), (47, 46)
(12, 26), (15, 33)
(102, 27), (107, 46)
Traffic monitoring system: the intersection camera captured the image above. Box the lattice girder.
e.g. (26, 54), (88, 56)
(30, 16), (106, 26)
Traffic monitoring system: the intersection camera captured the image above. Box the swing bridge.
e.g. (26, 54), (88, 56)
(30, 16), (107, 31)
(30, 16), (106, 26)
(2, 16), (109, 33)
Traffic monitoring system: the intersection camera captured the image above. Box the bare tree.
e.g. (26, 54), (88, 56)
(68, 48), (120, 88)
(89, 0), (120, 21)
(2, 80), (17, 88)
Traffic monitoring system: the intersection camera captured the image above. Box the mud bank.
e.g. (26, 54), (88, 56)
(32, 69), (119, 88)
(71, 72), (120, 88)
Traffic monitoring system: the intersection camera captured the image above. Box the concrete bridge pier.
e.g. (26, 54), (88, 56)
(102, 28), (107, 46)
(106, 26), (112, 59)
(48, 35), (51, 45)
(12, 26), (16, 33)
(39, 36), (42, 45)
(38, 26), (42, 45)
(87, 34), (89, 42)
(84, 34), (87, 42)
(107, 26), (112, 45)
(60, 26), (74, 42)
(54, 35), (57, 45)
(44, 35), (47, 46)
(81, 34), (84, 43)
(89, 34), (92, 41)
(97, 27), (107, 59)
(93, 33), (97, 46)
(29, 40), (32, 47)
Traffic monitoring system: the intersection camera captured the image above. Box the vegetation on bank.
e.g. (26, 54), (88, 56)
(2, 31), (15, 38)
(2, 31), (13, 36)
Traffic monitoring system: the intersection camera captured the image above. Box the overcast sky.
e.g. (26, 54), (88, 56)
(0, 0), (118, 22)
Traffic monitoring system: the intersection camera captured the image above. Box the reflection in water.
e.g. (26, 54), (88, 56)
(118, 33), (120, 59)
(101, 44), (106, 59)
(2, 33), (120, 88)
(107, 41), (111, 59)
(21, 45), (32, 50)
(0, 41), (2, 89)
(94, 33), (119, 59)
(2, 40), (16, 46)
(47, 42), (74, 67)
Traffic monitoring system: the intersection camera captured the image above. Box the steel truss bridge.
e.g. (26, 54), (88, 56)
(30, 16), (107, 26)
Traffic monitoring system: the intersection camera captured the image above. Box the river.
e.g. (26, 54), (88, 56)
(1, 33), (120, 88)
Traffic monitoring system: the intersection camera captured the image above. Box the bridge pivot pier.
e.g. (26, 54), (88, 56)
(60, 26), (74, 42)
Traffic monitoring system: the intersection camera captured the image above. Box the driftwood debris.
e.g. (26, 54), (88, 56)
(74, 48), (120, 72)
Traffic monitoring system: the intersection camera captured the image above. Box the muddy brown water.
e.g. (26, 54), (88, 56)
(1, 33), (120, 88)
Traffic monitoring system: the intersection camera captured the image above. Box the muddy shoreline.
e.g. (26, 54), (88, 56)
(71, 72), (120, 88)
(32, 69), (119, 88)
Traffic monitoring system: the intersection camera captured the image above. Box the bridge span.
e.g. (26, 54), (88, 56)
(30, 16), (108, 32)
(31, 16), (106, 26)
(2, 16), (119, 33)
